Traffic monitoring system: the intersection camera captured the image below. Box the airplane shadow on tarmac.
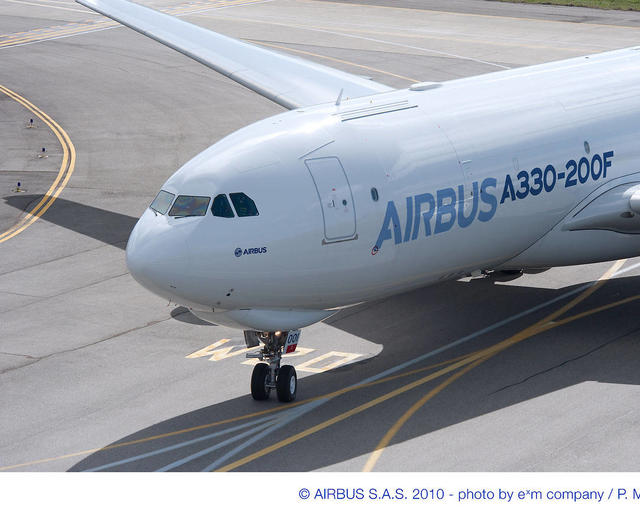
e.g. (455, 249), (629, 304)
(3, 194), (138, 249)
(69, 273), (640, 471)
(6, 195), (640, 471)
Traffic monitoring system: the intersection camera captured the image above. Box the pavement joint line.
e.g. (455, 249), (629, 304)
(363, 355), (489, 472)
(213, 351), (489, 472)
(489, 324), (640, 396)
(202, 13), (510, 69)
(202, 259), (635, 470)
(0, 289), (46, 298)
(0, 0), (272, 48)
(0, 351), (477, 470)
(4, 0), (99, 14)
(0, 169), (59, 173)
(2, 258), (637, 470)
(0, 271), (130, 317)
(318, 28), (512, 70)
(0, 306), (169, 377)
(206, 13), (600, 54)
(1, 0), (636, 474)
(248, 39), (419, 82)
(2, 1), (636, 464)
(0, 351), (39, 359)
(215, 259), (631, 471)
(0, 357), (43, 375)
(199, 353), (486, 471)
(1, 255), (636, 469)
(308, 0), (640, 31)
(0, 241), (125, 279)
(360, 259), (627, 471)
(35, 0), (86, 6)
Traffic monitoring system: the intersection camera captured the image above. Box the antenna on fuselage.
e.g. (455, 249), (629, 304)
(335, 88), (344, 106)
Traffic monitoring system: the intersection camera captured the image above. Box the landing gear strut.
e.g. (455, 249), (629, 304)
(245, 330), (299, 402)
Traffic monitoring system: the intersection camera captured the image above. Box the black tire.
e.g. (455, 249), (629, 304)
(251, 363), (270, 400)
(276, 365), (297, 402)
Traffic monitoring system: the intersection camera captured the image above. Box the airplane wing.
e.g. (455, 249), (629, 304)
(76, 0), (394, 109)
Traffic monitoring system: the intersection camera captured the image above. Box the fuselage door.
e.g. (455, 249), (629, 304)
(305, 157), (357, 243)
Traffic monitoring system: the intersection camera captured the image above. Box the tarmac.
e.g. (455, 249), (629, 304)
(1, 0), (639, 471)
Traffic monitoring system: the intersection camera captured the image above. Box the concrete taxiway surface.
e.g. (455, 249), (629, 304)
(1, 0), (639, 472)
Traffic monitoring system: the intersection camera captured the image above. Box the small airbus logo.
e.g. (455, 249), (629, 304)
(235, 247), (268, 257)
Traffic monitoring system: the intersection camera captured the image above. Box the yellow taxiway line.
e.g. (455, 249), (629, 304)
(210, 14), (600, 54)
(361, 259), (627, 471)
(0, 0), (267, 48)
(1, 265), (637, 471)
(0, 85), (76, 244)
(0, 351), (478, 471)
(216, 260), (630, 472)
(249, 39), (420, 83)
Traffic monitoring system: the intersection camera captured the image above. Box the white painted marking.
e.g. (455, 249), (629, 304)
(155, 418), (280, 472)
(95, 258), (640, 472)
(296, 351), (362, 373)
(4, 0), (97, 14)
(0, 27), (119, 50)
(195, 269), (637, 471)
(196, 12), (510, 70)
(37, 0), (81, 6)
(83, 414), (280, 472)
(615, 260), (640, 277)
(201, 405), (312, 471)
(241, 346), (315, 366)
(186, 339), (254, 361)
(0, 0), (275, 49)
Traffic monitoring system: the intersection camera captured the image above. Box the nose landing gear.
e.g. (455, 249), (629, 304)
(245, 330), (300, 402)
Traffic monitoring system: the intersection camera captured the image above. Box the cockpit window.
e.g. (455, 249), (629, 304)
(168, 195), (210, 217)
(229, 192), (259, 217)
(150, 190), (175, 215)
(211, 194), (235, 218)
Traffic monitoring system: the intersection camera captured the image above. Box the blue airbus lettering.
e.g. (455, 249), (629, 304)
(235, 247), (268, 257)
(500, 150), (614, 203)
(375, 177), (497, 249)
(374, 149), (615, 251)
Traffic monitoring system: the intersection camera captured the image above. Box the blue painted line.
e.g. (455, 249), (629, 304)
(83, 413), (280, 472)
(156, 418), (281, 472)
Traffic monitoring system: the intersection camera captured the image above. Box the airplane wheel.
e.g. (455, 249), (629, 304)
(276, 365), (297, 403)
(251, 363), (270, 400)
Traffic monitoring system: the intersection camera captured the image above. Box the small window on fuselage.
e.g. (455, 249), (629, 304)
(212, 194), (235, 218)
(150, 190), (175, 215)
(229, 192), (259, 217)
(168, 195), (210, 217)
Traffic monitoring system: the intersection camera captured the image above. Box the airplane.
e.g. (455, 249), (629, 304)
(78, 0), (640, 403)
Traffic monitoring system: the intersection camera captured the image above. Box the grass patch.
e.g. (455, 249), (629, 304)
(495, 0), (640, 10)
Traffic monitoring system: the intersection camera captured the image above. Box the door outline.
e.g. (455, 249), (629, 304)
(305, 157), (357, 243)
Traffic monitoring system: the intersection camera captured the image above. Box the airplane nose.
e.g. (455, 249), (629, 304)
(126, 209), (191, 298)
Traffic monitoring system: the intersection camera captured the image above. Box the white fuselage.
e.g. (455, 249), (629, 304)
(126, 47), (640, 331)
